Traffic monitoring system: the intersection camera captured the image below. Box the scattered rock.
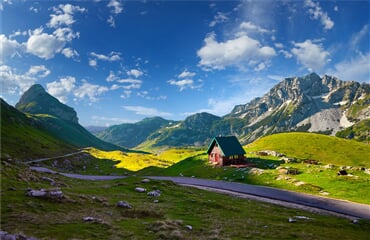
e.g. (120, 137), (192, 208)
(288, 217), (296, 223)
(153, 199), (159, 203)
(352, 219), (360, 224)
(117, 201), (132, 208)
(185, 225), (192, 230)
(0, 230), (38, 240)
(147, 190), (161, 197)
(249, 168), (264, 175)
(337, 170), (348, 176)
(280, 157), (298, 163)
(141, 178), (150, 183)
(258, 150), (285, 157)
(26, 188), (63, 199)
(364, 169), (370, 175)
(83, 216), (102, 223)
(41, 177), (55, 185)
(289, 216), (310, 223)
(135, 187), (146, 193)
(323, 164), (335, 169)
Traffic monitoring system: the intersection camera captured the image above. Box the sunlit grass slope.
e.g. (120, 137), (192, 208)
(246, 132), (370, 167)
(84, 147), (204, 171)
(1, 99), (75, 160)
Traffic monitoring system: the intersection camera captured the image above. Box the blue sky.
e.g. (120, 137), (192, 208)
(1, 0), (369, 126)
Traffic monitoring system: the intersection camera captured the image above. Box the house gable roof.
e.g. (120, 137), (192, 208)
(206, 136), (246, 156)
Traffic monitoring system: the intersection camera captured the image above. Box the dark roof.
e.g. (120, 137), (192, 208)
(206, 136), (246, 156)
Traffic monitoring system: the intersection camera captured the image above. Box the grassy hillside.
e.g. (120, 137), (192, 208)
(336, 119), (370, 143)
(1, 99), (76, 160)
(2, 161), (369, 239)
(32, 114), (128, 152)
(246, 132), (370, 167)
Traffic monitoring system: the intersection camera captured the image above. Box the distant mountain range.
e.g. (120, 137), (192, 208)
(2, 73), (368, 157)
(96, 73), (369, 149)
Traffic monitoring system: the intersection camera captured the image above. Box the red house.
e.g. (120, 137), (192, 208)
(207, 136), (246, 166)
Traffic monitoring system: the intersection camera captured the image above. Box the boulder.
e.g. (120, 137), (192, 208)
(26, 188), (63, 199)
(83, 216), (102, 223)
(135, 187), (146, 193)
(141, 178), (150, 183)
(147, 190), (161, 197)
(337, 170), (348, 175)
(117, 201), (132, 208)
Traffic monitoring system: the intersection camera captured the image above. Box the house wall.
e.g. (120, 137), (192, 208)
(222, 155), (246, 165)
(209, 144), (223, 165)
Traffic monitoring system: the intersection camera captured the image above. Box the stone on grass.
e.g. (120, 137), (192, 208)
(135, 187), (146, 193)
(185, 225), (193, 230)
(117, 201), (132, 208)
(141, 178), (150, 183)
(147, 190), (161, 197)
(26, 188), (63, 199)
(83, 216), (102, 223)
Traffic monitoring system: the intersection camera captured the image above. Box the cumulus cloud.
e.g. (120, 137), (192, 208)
(74, 80), (109, 103)
(123, 105), (172, 117)
(0, 65), (50, 94)
(127, 69), (143, 78)
(47, 76), (76, 103)
(291, 39), (330, 71)
(209, 12), (228, 27)
(108, 0), (123, 14)
(61, 47), (79, 59)
(197, 32), (276, 70)
(89, 52), (121, 66)
(178, 70), (196, 78)
(48, 3), (86, 28)
(0, 34), (22, 62)
(168, 79), (195, 91)
(239, 21), (270, 33)
(117, 78), (142, 90)
(304, 0), (334, 30)
(26, 32), (65, 59)
(27, 65), (51, 78)
(107, 0), (123, 27)
(331, 53), (370, 83)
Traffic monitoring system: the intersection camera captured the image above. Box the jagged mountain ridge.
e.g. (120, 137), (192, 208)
(97, 73), (369, 148)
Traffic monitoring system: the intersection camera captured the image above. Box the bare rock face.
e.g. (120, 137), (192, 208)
(26, 188), (64, 199)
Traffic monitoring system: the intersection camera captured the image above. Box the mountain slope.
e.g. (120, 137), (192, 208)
(246, 132), (370, 167)
(14, 85), (126, 151)
(1, 98), (76, 160)
(97, 117), (175, 148)
(16, 84), (79, 123)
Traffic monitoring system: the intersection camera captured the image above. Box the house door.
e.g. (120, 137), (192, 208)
(215, 154), (220, 164)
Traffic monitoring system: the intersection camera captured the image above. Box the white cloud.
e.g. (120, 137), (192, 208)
(168, 79), (195, 91)
(350, 24), (369, 50)
(48, 4), (86, 28)
(304, 0), (334, 30)
(197, 32), (276, 70)
(106, 70), (118, 82)
(26, 32), (65, 59)
(331, 53), (370, 83)
(47, 76), (76, 103)
(74, 80), (109, 103)
(254, 62), (266, 71)
(240, 21), (270, 33)
(291, 39), (330, 71)
(0, 65), (49, 94)
(61, 47), (79, 59)
(108, 0), (123, 14)
(127, 69), (143, 78)
(89, 52), (121, 66)
(0, 34), (22, 62)
(107, 15), (115, 28)
(27, 65), (51, 78)
(123, 105), (172, 117)
(178, 70), (196, 78)
(209, 12), (228, 27)
(117, 78), (142, 89)
(279, 49), (293, 59)
(89, 59), (97, 67)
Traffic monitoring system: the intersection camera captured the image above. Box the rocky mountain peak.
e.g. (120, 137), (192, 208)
(15, 84), (79, 124)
